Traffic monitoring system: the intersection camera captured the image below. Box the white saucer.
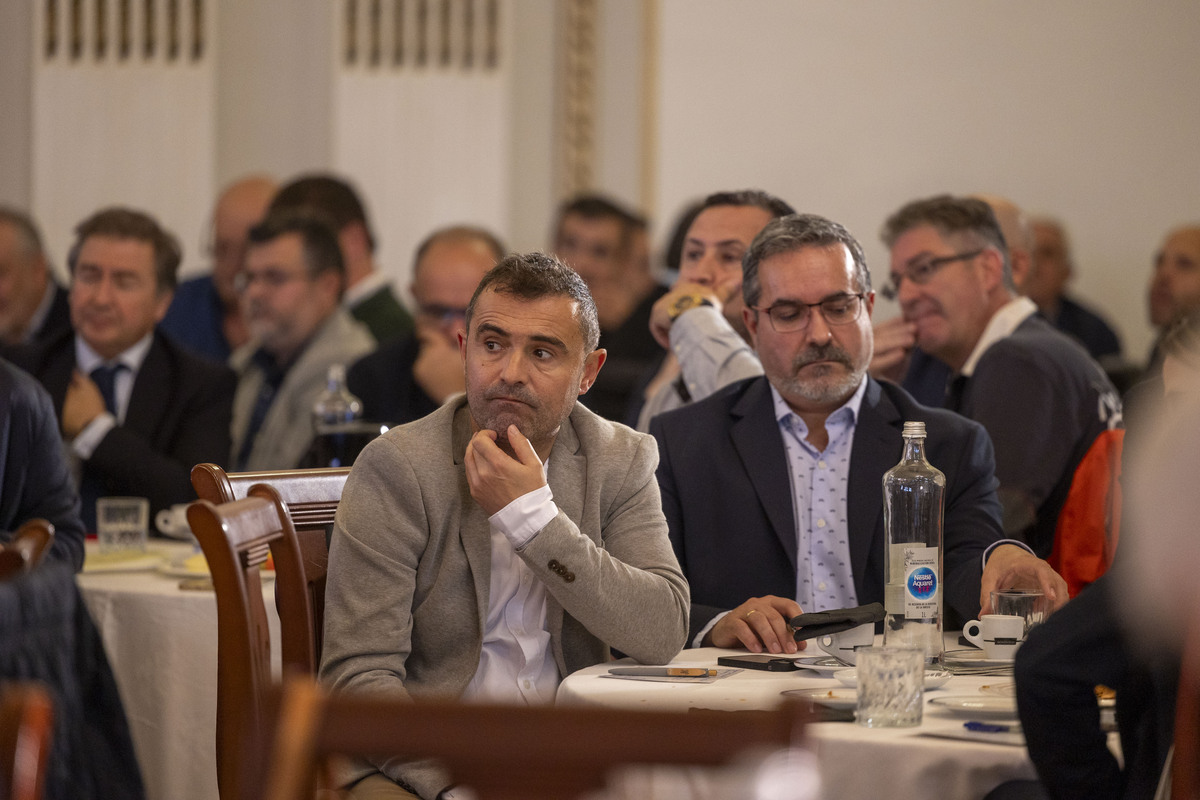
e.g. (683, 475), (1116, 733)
(781, 687), (858, 710)
(979, 681), (1016, 697)
(157, 559), (275, 581)
(792, 656), (848, 675)
(834, 668), (952, 690)
(928, 695), (1018, 719)
(941, 648), (1016, 668)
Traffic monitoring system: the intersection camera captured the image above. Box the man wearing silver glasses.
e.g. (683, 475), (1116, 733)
(651, 212), (1065, 654)
(881, 195), (1121, 559)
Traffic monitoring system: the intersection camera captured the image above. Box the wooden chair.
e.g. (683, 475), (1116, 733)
(187, 495), (291, 800)
(0, 682), (55, 800)
(0, 520), (55, 581)
(191, 463), (350, 672)
(256, 675), (810, 800)
(1173, 619), (1200, 800)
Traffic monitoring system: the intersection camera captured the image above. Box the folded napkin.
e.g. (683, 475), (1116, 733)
(789, 602), (884, 642)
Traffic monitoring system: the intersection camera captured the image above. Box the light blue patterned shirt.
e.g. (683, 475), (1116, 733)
(771, 379), (868, 613)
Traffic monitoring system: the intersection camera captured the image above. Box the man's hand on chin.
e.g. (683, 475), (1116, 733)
(464, 424), (547, 515)
(979, 544), (1068, 615)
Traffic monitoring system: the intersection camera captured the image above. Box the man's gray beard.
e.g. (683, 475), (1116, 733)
(775, 366), (866, 406)
(775, 340), (871, 406)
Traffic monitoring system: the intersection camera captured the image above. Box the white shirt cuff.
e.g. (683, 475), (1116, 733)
(72, 412), (117, 460)
(488, 484), (556, 549)
(981, 538), (1034, 569)
(692, 610), (729, 648)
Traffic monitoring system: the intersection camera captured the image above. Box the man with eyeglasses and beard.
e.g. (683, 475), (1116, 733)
(652, 213), (1065, 655)
(881, 195), (1121, 559)
(348, 225), (505, 426)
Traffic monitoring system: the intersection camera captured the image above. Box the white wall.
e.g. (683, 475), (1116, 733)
(0, 3), (33, 210)
(215, 0), (333, 193)
(655, 0), (1200, 364)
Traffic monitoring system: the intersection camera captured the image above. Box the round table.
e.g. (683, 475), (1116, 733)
(78, 540), (280, 800)
(557, 641), (1038, 800)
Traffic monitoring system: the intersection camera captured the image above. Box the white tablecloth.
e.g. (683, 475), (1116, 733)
(77, 541), (280, 800)
(557, 641), (1038, 800)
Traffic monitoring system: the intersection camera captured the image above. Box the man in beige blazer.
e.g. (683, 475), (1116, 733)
(321, 252), (690, 800)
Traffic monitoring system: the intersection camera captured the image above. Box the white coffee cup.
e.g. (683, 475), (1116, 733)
(155, 502), (193, 539)
(817, 622), (875, 665)
(962, 614), (1025, 659)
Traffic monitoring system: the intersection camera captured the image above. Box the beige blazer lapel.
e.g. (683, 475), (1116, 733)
(543, 414), (586, 665)
(451, 404), (493, 633)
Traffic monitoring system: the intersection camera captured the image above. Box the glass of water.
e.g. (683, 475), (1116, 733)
(856, 646), (924, 728)
(97, 496), (149, 554)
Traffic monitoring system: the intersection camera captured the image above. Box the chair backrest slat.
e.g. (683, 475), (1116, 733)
(0, 682), (55, 800)
(191, 463), (350, 674)
(187, 496), (285, 800)
(256, 676), (810, 800)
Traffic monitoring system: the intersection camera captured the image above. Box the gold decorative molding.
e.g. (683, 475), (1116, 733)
(556, 0), (597, 200)
(639, 0), (658, 216)
(340, 0), (499, 72)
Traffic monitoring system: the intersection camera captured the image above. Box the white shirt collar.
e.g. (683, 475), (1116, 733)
(768, 375), (868, 430)
(75, 330), (155, 375)
(342, 269), (390, 307)
(960, 296), (1038, 377)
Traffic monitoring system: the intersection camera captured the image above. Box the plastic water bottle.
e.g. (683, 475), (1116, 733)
(882, 421), (946, 663)
(311, 364), (364, 467)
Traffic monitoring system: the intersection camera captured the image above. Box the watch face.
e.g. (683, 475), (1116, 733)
(674, 296), (697, 312)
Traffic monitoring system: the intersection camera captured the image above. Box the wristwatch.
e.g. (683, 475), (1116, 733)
(666, 293), (714, 322)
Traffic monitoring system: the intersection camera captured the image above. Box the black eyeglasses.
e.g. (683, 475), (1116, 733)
(750, 293), (865, 333)
(880, 249), (983, 300)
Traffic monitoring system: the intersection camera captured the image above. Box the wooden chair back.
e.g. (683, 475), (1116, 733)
(191, 463), (350, 671)
(186, 496), (286, 800)
(257, 675), (809, 800)
(0, 520), (55, 580)
(1174, 620), (1200, 800)
(0, 682), (55, 800)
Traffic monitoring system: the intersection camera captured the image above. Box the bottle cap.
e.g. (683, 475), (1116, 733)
(902, 421), (927, 437)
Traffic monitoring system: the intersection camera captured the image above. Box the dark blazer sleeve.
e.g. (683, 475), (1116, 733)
(929, 405), (1004, 625)
(652, 378), (798, 644)
(88, 335), (236, 519)
(0, 360), (86, 570)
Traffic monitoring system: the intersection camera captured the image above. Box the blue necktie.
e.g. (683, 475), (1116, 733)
(91, 364), (123, 415)
(80, 363), (126, 531)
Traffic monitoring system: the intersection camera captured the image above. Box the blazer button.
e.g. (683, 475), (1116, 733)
(564, 572), (575, 582)
(548, 559), (560, 571)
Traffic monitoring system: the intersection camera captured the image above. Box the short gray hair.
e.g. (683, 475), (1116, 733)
(466, 252), (601, 352)
(742, 213), (871, 308)
(881, 194), (1013, 289)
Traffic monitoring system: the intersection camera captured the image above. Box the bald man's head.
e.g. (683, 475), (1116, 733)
(212, 175), (277, 302)
(1150, 226), (1200, 329)
(972, 193), (1030, 293)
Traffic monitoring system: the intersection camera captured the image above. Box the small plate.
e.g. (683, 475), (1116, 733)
(157, 556), (274, 581)
(781, 687), (858, 710)
(928, 695), (1018, 719)
(833, 668), (952, 690)
(792, 656), (848, 676)
(82, 551), (164, 573)
(941, 648), (1015, 669)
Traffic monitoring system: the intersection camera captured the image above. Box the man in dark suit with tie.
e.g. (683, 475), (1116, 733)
(652, 212), (1066, 655)
(14, 208), (235, 531)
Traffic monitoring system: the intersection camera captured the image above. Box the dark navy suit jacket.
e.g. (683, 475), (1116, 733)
(15, 329), (236, 524)
(650, 375), (1005, 643)
(0, 358), (85, 569)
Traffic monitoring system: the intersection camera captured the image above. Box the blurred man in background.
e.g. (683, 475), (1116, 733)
(159, 175), (277, 361)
